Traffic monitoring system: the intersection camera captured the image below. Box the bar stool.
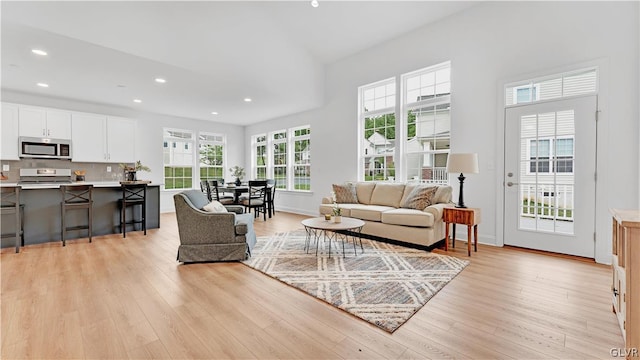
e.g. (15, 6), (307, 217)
(1, 186), (24, 253)
(60, 184), (94, 246)
(119, 183), (147, 238)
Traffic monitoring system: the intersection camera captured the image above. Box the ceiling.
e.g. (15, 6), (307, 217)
(1, 1), (476, 126)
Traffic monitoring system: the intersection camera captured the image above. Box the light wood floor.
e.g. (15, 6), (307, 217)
(1, 212), (623, 359)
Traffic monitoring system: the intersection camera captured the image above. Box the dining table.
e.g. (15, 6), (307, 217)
(218, 183), (275, 218)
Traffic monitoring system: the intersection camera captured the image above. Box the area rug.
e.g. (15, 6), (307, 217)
(242, 229), (469, 333)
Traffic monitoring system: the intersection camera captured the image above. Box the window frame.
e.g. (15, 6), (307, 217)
(526, 136), (575, 175)
(163, 128), (195, 190)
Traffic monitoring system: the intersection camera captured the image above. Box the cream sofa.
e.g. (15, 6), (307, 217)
(319, 182), (453, 248)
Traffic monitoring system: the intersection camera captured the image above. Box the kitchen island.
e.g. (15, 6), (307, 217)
(0, 181), (160, 248)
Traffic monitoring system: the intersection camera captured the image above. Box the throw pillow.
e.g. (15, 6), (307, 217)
(400, 186), (438, 210)
(332, 183), (358, 203)
(203, 200), (228, 213)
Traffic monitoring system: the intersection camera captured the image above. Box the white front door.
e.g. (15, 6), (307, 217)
(504, 95), (597, 258)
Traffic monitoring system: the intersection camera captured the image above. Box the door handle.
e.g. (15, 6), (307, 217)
(507, 181), (519, 187)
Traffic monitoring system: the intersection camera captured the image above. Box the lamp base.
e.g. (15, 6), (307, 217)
(455, 204), (468, 209)
(456, 173), (467, 208)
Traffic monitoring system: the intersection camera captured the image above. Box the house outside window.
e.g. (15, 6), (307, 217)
(358, 61), (451, 184)
(528, 137), (574, 174)
(198, 132), (225, 182)
(163, 128), (194, 190)
(359, 78), (396, 181)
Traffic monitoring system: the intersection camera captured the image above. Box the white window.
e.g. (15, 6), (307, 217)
(291, 126), (311, 191)
(359, 78), (396, 181)
(163, 128), (194, 190)
(251, 126), (311, 191)
(528, 137), (574, 174)
(506, 67), (597, 106)
(252, 134), (267, 180)
(198, 132), (225, 182)
(358, 61), (451, 184)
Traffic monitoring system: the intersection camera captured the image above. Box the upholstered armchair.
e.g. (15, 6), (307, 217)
(173, 190), (257, 263)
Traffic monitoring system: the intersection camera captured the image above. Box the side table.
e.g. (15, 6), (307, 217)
(443, 207), (481, 256)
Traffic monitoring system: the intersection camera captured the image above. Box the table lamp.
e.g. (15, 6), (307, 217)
(446, 153), (479, 208)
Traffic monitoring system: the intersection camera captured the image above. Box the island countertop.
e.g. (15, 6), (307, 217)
(0, 181), (161, 189)
(0, 183), (160, 249)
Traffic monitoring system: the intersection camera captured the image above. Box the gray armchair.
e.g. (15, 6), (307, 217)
(173, 190), (257, 263)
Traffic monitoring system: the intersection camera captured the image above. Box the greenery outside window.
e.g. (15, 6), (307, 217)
(199, 132), (225, 182)
(292, 126), (311, 190)
(163, 128), (194, 190)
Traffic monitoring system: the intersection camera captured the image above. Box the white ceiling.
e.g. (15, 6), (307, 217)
(1, 1), (476, 125)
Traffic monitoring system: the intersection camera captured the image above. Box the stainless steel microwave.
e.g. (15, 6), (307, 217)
(19, 137), (72, 159)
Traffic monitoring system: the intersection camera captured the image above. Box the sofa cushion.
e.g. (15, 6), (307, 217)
(381, 208), (435, 227)
(350, 205), (396, 222)
(400, 186), (437, 210)
(319, 203), (360, 217)
(369, 183), (405, 208)
(433, 185), (453, 204)
(332, 183), (358, 203)
(355, 182), (376, 205)
(203, 200), (228, 213)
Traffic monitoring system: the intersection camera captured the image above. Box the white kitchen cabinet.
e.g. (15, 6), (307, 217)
(106, 116), (135, 163)
(19, 106), (71, 139)
(71, 113), (135, 163)
(1, 103), (20, 160)
(71, 112), (107, 162)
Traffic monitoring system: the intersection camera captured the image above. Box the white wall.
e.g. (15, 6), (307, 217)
(1, 90), (246, 213)
(246, 1), (639, 264)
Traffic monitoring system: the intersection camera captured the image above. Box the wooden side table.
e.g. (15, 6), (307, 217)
(443, 207), (481, 256)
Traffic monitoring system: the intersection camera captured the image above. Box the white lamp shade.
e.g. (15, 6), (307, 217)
(447, 153), (479, 174)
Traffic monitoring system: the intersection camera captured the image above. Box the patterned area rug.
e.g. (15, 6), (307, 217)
(243, 229), (469, 333)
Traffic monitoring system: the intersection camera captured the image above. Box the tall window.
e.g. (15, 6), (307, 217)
(358, 61), (451, 184)
(292, 126), (311, 190)
(199, 132), (225, 181)
(163, 128), (194, 190)
(272, 130), (287, 189)
(251, 125), (311, 191)
(403, 63), (451, 184)
(253, 135), (267, 180)
(359, 78), (396, 181)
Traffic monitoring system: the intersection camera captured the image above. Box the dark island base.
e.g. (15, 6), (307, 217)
(1, 185), (160, 248)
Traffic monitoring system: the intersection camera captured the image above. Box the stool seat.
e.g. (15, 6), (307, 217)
(1, 186), (23, 253)
(60, 184), (93, 246)
(119, 183), (147, 238)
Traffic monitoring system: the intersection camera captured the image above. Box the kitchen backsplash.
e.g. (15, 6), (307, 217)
(0, 159), (132, 182)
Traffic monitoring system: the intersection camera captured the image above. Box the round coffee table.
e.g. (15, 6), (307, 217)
(301, 217), (365, 257)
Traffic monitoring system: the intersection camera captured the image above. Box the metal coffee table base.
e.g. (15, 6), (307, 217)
(301, 217), (365, 258)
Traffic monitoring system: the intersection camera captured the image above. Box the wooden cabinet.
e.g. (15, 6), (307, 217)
(1, 103), (19, 160)
(611, 209), (640, 359)
(443, 207), (481, 256)
(18, 106), (71, 139)
(71, 113), (135, 163)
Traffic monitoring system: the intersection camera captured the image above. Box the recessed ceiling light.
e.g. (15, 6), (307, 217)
(311, 0), (319, 8)
(133, 99), (142, 103)
(155, 78), (166, 83)
(31, 49), (48, 56)
(211, 111), (219, 115)
(244, 98), (252, 102)
(36, 83), (49, 88)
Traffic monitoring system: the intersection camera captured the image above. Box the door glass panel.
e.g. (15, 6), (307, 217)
(518, 110), (575, 235)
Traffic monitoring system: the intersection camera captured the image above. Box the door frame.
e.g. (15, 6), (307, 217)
(495, 59), (611, 263)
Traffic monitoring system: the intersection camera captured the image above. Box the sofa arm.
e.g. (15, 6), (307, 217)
(235, 222), (248, 235)
(423, 203), (455, 221)
(322, 196), (333, 204)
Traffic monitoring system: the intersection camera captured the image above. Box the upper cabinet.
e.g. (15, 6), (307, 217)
(72, 113), (136, 163)
(19, 106), (71, 139)
(1, 103), (20, 160)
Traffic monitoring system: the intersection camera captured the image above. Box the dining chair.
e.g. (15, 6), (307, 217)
(266, 179), (277, 217)
(200, 180), (212, 201)
(242, 180), (268, 220)
(208, 180), (235, 205)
